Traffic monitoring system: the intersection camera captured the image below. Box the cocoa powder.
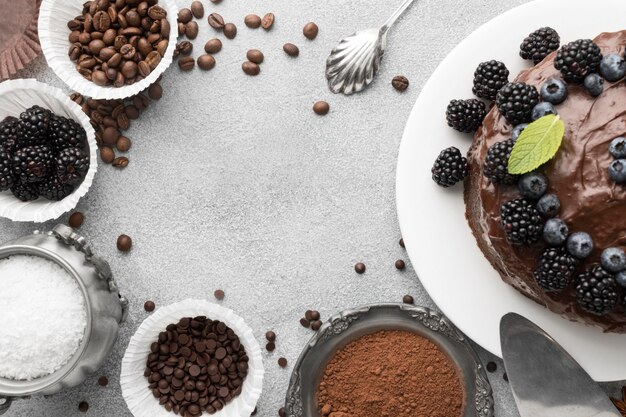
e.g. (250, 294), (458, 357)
(317, 330), (464, 417)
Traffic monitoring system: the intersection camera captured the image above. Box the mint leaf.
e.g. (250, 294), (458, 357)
(508, 114), (565, 175)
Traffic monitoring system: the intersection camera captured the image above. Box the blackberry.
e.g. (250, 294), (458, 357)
(445, 99), (486, 133)
(431, 147), (469, 187)
(483, 139), (518, 184)
(13, 144), (53, 183)
(500, 198), (543, 245)
(10, 182), (39, 201)
(49, 115), (87, 150)
(495, 82), (539, 126)
(0, 116), (19, 153)
(55, 147), (89, 185)
(534, 247), (578, 292)
(554, 39), (602, 83)
(519, 27), (560, 64)
(37, 176), (75, 201)
(17, 105), (52, 146)
(472, 60), (510, 101)
(575, 265), (618, 315)
(0, 148), (14, 191)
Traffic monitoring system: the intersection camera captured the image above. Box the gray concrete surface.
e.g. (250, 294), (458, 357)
(2, 0), (624, 415)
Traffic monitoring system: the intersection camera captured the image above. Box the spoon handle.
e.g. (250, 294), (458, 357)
(381, 0), (416, 33)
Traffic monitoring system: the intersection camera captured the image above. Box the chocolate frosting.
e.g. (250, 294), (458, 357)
(465, 31), (626, 332)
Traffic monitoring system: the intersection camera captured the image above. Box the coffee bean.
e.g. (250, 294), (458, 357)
(125, 105), (140, 119)
(177, 22), (186, 36)
(310, 310), (320, 321)
(117, 234), (132, 251)
(177, 41), (193, 56)
(354, 262), (365, 274)
(311, 320), (322, 331)
(116, 135), (132, 151)
(97, 375), (109, 387)
(138, 60), (151, 77)
(112, 156), (129, 168)
(223, 23), (237, 39)
(313, 101), (330, 116)
(186, 21), (199, 39)
(283, 43), (299, 57)
(69, 212), (85, 228)
(204, 38), (222, 54)
(304, 310), (313, 321)
(208, 13), (225, 30)
(244, 14), (261, 28)
(100, 146), (115, 163)
(392, 75), (409, 92)
(402, 294), (414, 304)
(197, 54), (216, 71)
(92, 70), (108, 86)
(102, 126), (120, 145)
(89, 39), (106, 55)
(395, 259), (406, 270)
(399, 238), (405, 248)
(148, 5), (167, 20)
(303, 22), (319, 40)
(214, 289), (225, 300)
(278, 357), (287, 368)
(177, 7), (192, 23)
(78, 401), (89, 413)
(261, 12), (274, 30)
(266, 342), (275, 352)
(144, 300), (156, 312)
(265, 331), (276, 342)
(299, 318), (310, 328)
(178, 56), (195, 71)
(121, 60), (138, 78)
(486, 361), (497, 373)
(190, 1), (204, 18)
(242, 61), (260, 76)
(148, 83), (163, 100)
(93, 10), (111, 31)
(246, 49), (263, 64)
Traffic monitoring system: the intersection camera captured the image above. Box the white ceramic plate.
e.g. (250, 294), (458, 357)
(396, 0), (626, 382)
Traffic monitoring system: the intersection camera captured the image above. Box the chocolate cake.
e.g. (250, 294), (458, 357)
(465, 30), (626, 332)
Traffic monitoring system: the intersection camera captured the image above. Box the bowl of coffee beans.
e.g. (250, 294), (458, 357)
(37, 0), (178, 100)
(0, 79), (97, 222)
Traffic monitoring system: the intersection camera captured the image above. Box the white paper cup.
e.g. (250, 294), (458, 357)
(121, 299), (264, 417)
(0, 79), (97, 222)
(38, 0), (178, 100)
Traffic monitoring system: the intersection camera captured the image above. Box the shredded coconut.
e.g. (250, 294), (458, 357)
(0, 255), (87, 380)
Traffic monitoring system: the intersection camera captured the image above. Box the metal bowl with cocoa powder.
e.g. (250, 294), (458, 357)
(285, 303), (494, 417)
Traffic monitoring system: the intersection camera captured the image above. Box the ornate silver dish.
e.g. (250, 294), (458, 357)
(285, 303), (494, 417)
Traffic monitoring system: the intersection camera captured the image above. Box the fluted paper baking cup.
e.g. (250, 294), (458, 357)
(38, 0), (177, 100)
(0, 0), (42, 81)
(121, 299), (264, 417)
(0, 79), (97, 222)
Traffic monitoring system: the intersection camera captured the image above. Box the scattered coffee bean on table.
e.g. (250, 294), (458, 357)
(246, 49), (264, 64)
(100, 146), (115, 163)
(116, 136), (131, 152)
(395, 259), (406, 270)
(224, 23), (237, 39)
(278, 357), (287, 368)
(68, 211), (85, 228)
(179, 56), (195, 71)
(244, 14), (261, 28)
(354, 262), (366, 274)
(145, 316), (249, 415)
(313, 101), (330, 115)
(117, 234), (132, 252)
(78, 401), (89, 412)
(392, 75), (410, 92)
(214, 289), (225, 300)
(176, 41), (193, 56)
(242, 61), (260, 76)
(402, 294), (414, 304)
(191, 1), (204, 18)
(178, 8), (193, 23)
(265, 331), (276, 342)
(311, 320), (322, 331)
(310, 311), (320, 321)
(261, 13), (275, 30)
(148, 83), (163, 100)
(98, 375), (109, 387)
(283, 43), (299, 57)
(486, 361), (497, 373)
(112, 156), (129, 168)
(299, 318), (310, 328)
(144, 300), (156, 312)
(304, 310), (313, 321)
(266, 342), (275, 352)
(205, 38), (222, 54)
(208, 13), (225, 30)
(303, 22), (319, 40)
(198, 54), (216, 70)
(186, 21), (199, 39)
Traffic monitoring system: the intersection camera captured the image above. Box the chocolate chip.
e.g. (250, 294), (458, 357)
(246, 49), (264, 64)
(69, 212), (85, 228)
(144, 300), (156, 312)
(303, 22), (319, 40)
(205, 38), (222, 54)
(299, 318), (310, 328)
(265, 331), (276, 342)
(98, 375), (109, 387)
(402, 294), (414, 304)
(354, 262), (366, 274)
(486, 361), (497, 373)
(117, 234), (132, 251)
(392, 75), (410, 92)
(313, 101), (330, 115)
(223, 23), (237, 39)
(214, 289), (225, 300)
(283, 43), (299, 57)
(261, 12), (274, 30)
(78, 401), (89, 412)
(278, 357), (287, 367)
(395, 259), (406, 270)
(266, 342), (275, 352)
(244, 14), (261, 28)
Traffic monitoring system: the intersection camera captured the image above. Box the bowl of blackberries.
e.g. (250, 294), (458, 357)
(0, 79), (97, 222)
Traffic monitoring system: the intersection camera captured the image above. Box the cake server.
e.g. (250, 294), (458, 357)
(325, 0), (416, 95)
(500, 313), (618, 417)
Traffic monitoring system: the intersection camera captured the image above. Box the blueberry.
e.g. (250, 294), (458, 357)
(540, 78), (568, 104)
(536, 193), (560, 217)
(609, 159), (626, 183)
(599, 53), (626, 82)
(511, 123), (528, 141)
(601, 247), (626, 272)
(566, 232), (594, 259)
(584, 73), (604, 97)
(531, 102), (557, 121)
(518, 173), (548, 200)
(543, 218), (569, 246)
(609, 137), (626, 159)
(616, 270), (626, 287)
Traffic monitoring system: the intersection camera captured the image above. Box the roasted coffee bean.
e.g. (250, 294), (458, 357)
(283, 43), (299, 57)
(402, 294), (414, 304)
(116, 135), (132, 151)
(138, 60), (151, 77)
(303, 22), (319, 40)
(392, 75), (409, 91)
(114, 35), (128, 50)
(241, 61), (260, 76)
(177, 41), (193, 56)
(223, 23), (237, 39)
(246, 49), (263, 64)
(120, 43), (136, 59)
(126, 10), (141, 27)
(204, 38), (222, 54)
(68, 19), (83, 31)
(178, 56), (195, 71)
(177, 22), (186, 36)
(121, 60), (138, 78)
(137, 37), (152, 56)
(261, 12), (274, 30)
(313, 100), (330, 115)
(310, 310), (320, 321)
(133, 93), (150, 110)
(208, 13), (225, 30)
(102, 126), (120, 145)
(78, 32), (91, 45)
(311, 320), (322, 331)
(69, 212), (85, 228)
(185, 21), (199, 39)
(160, 18), (170, 37)
(100, 146), (115, 163)
(147, 5), (167, 20)
(244, 14), (261, 28)
(69, 43), (82, 60)
(197, 54), (215, 71)
(103, 28), (117, 45)
(144, 300), (156, 312)
(354, 262), (365, 274)
(177, 8), (192, 23)
(190, 1), (204, 18)
(395, 259), (406, 270)
(299, 318), (310, 328)
(69, 30), (81, 43)
(155, 39), (168, 56)
(99, 46), (116, 61)
(117, 234), (132, 250)
(147, 82), (162, 100)
(92, 70), (108, 85)
(125, 104), (140, 119)
(93, 10), (111, 31)
(117, 112), (130, 130)
(89, 39), (106, 54)
(145, 50), (161, 69)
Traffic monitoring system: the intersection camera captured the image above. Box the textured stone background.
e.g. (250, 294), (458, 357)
(2, 0), (624, 415)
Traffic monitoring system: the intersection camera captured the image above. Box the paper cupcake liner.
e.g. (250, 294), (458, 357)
(121, 299), (264, 417)
(0, 79), (97, 222)
(38, 0), (178, 100)
(0, 0), (42, 80)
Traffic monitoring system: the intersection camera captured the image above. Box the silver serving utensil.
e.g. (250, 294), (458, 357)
(500, 313), (619, 417)
(325, 0), (416, 95)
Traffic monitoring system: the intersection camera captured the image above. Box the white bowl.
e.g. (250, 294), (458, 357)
(38, 0), (178, 100)
(0, 79), (97, 222)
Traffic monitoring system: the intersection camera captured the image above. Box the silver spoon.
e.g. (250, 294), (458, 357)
(326, 0), (416, 95)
